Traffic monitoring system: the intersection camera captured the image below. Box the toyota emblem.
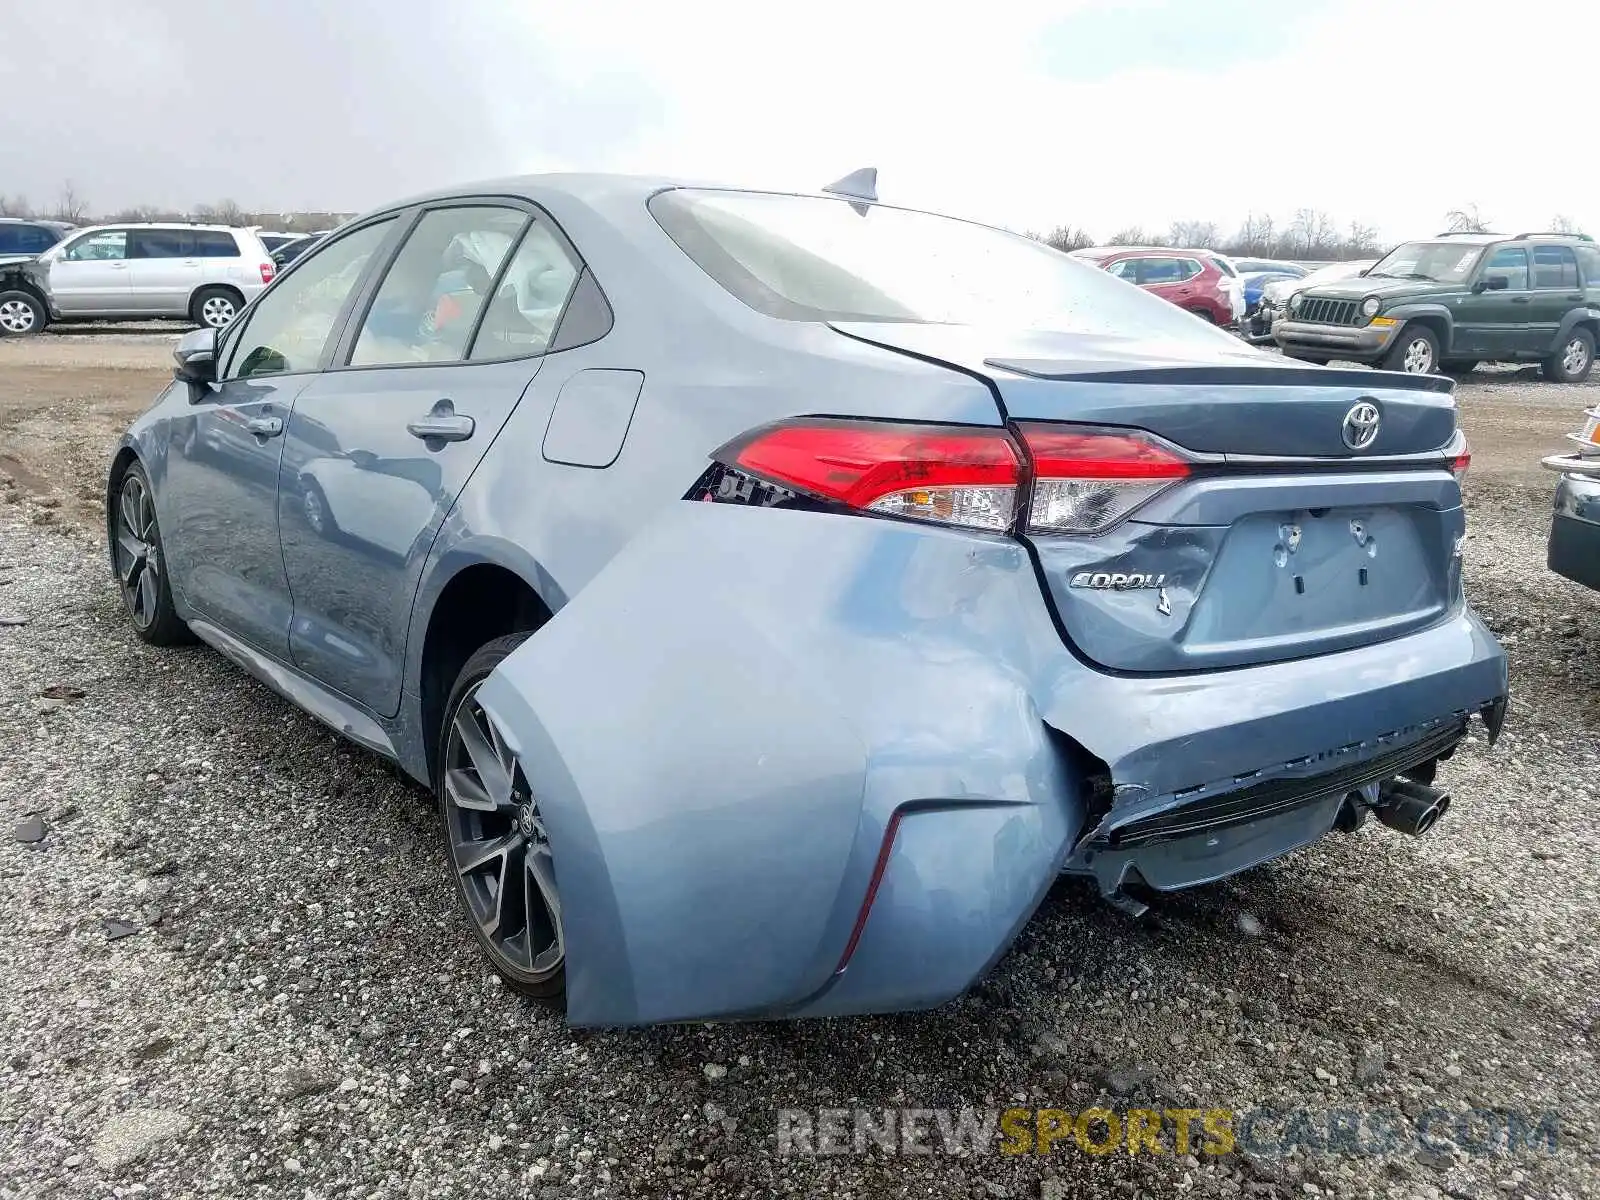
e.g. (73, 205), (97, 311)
(1342, 401), (1381, 451)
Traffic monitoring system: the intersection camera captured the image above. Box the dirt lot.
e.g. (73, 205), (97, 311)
(2, 332), (1599, 1200)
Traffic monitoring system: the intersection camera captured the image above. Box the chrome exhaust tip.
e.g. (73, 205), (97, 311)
(1371, 777), (1451, 837)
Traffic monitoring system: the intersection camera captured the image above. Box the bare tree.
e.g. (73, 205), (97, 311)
(1108, 226), (1167, 247)
(0, 194), (33, 218)
(1443, 204), (1491, 234)
(1031, 224), (1096, 252)
(1345, 220), (1380, 256)
(1232, 213), (1276, 256)
(1168, 219), (1219, 249)
(1550, 214), (1585, 236)
(49, 181), (89, 223)
(1287, 208), (1340, 257)
(191, 199), (247, 225)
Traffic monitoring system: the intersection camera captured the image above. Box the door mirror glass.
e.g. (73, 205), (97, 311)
(173, 327), (218, 385)
(1475, 274), (1510, 292)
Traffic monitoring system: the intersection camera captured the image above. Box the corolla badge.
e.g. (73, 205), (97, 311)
(1068, 571), (1167, 590)
(1342, 400), (1382, 450)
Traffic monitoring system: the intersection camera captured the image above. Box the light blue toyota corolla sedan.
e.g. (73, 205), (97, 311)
(107, 172), (1508, 1026)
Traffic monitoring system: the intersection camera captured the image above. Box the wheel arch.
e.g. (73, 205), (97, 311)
(412, 547), (563, 785)
(1386, 305), (1454, 353)
(1553, 307), (1600, 353)
(187, 282), (246, 322)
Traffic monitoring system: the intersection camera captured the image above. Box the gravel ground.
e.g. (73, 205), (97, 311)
(2, 341), (1599, 1199)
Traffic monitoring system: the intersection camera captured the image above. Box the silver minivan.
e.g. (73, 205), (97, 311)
(35, 223), (275, 329)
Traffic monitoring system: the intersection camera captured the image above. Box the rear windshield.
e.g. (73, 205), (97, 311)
(649, 188), (1234, 342)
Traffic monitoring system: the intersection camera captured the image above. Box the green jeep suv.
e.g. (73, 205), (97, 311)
(1274, 232), (1599, 382)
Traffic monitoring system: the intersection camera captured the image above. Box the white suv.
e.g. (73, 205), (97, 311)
(34, 223), (275, 330)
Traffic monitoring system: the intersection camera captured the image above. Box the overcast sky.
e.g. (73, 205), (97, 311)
(3, 0), (1597, 241)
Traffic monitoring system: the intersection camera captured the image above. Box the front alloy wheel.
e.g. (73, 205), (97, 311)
(1401, 335), (1435, 374)
(442, 666), (564, 999)
(111, 464), (190, 645)
(1384, 325), (1440, 375)
(0, 291), (43, 336)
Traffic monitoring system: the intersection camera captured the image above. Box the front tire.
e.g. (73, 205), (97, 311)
(190, 286), (243, 330)
(110, 463), (192, 646)
(1544, 328), (1595, 384)
(1384, 325), (1440, 375)
(437, 633), (565, 1004)
(0, 289), (46, 337)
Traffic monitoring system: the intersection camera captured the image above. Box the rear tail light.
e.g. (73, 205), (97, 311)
(709, 418), (1191, 535)
(1019, 424), (1191, 535)
(259, 261), (275, 284)
(1449, 446), (1471, 480)
(715, 419), (1020, 532)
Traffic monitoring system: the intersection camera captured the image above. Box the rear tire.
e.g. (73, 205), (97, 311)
(436, 632), (566, 1005)
(1187, 307), (1215, 324)
(190, 286), (243, 330)
(1384, 325), (1440, 375)
(1543, 328), (1595, 384)
(0, 289), (46, 337)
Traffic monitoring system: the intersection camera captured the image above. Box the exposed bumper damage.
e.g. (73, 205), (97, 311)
(476, 502), (1507, 1027)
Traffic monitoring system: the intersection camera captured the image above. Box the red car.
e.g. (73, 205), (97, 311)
(1071, 246), (1241, 326)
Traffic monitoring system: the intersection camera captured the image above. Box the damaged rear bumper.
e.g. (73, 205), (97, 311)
(475, 503), (1506, 1026)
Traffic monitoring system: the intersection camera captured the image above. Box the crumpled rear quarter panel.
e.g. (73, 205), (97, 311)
(475, 502), (1081, 1027)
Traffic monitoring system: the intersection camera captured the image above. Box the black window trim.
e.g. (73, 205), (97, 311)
(217, 213), (408, 384)
(326, 194), (601, 374)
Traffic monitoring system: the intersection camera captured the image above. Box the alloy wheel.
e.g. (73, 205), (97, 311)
(200, 296), (236, 328)
(1402, 337), (1434, 373)
(0, 298), (37, 334)
(113, 473), (161, 630)
(1563, 337), (1590, 377)
(442, 689), (563, 981)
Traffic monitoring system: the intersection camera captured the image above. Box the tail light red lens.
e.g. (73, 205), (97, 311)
(1449, 438), (1471, 480)
(716, 419), (1021, 532)
(1017, 423), (1192, 535)
(259, 262), (275, 284)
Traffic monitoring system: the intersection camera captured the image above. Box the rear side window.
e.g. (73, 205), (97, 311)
(224, 219), (395, 379)
(193, 231), (240, 258)
(1532, 245), (1579, 289)
(1210, 256), (1237, 277)
(1140, 258), (1199, 285)
(468, 223), (580, 360)
(1577, 245), (1600, 286)
(350, 206), (527, 366)
(1481, 247), (1528, 290)
(129, 229), (190, 258)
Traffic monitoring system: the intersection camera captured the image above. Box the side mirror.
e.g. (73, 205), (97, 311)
(173, 327), (218, 387)
(1357, 267), (1370, 276)
(1473, 275), (1509, 293)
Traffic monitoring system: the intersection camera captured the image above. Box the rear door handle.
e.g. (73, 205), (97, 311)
(245, 416), (284, 437)
(407, 406), (475, 443)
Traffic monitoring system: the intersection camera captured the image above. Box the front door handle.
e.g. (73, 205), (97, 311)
(1511, 296), (1531, 304)
(407, 402), (475, 443)
(245, 415), (284, 437)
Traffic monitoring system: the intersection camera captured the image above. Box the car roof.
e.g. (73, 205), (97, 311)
(0, 217), (74, 230)
(71, 221), (252, 233)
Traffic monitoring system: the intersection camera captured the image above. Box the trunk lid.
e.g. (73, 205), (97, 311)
(831, 322), (1464, 673)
